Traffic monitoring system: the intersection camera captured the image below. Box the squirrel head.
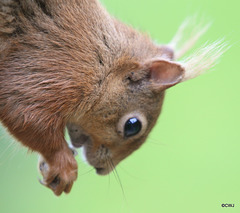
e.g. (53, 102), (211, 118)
(67, 53), (185, 175)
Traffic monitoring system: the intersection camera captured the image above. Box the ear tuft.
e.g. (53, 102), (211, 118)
(181, 40), (229, 81)
(147, 60), (185, 90)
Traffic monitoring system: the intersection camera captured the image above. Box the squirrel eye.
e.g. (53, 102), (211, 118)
(124, 118), (142, 138)
(117, 112), (147, 139)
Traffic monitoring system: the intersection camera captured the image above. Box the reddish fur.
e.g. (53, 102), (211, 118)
(0, 0), (189, 195)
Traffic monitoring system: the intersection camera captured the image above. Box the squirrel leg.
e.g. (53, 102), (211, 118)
(38, 144), (78, 195)
(0, 110), (78, 196)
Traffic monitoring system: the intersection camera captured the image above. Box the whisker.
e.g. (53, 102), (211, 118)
(0, 140), (15, 159)
(76, 158), (90, 166)
(118, 165), (146, 181)
(6, 142), (23, 162)
(107, 167), (111, 193)
(103, 157), (111, 195)
(78, 168), (94, 176)
(108, 158), (126, 200)
(0, 131), (20, 164)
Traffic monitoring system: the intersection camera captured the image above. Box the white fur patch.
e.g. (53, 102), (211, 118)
(80, 146), (89, 165)
(169, 16), (229, 81)
(169, 16), (211, 59)
(181, 40), (229, 81)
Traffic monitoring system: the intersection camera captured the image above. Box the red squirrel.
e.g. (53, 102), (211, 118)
(0, 0), (226, 195)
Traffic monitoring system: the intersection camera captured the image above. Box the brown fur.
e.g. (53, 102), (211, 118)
(0, 0), (222, 195)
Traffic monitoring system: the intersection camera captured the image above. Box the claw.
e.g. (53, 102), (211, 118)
(38, 178), (46, 186)
(37, 147), (78, 196)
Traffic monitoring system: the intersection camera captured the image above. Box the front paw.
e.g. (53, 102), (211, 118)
(38, 147), (78, 196)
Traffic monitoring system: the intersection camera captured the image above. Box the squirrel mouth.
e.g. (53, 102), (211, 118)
(67, 123), (113, 175)
(95, 167), (105, 174)
(94, 167), (112, 175)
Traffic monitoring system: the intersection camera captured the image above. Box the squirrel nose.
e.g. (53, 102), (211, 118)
(95, 167), (106, 175)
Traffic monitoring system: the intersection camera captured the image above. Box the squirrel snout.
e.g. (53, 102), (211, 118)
(94, 166), (113, 175)
(95, 167), (106, 175)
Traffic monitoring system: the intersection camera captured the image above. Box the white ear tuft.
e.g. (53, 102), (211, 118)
(169, 16), (211, 60)
(181, 39), (229, 82)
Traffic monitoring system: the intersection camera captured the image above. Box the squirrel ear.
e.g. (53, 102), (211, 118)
(146, 59), (185, 90)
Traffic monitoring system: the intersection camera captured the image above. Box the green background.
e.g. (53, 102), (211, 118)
(0, 0), (239, 212)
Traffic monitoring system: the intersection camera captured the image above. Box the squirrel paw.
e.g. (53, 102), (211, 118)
(38, 146), (78, 196)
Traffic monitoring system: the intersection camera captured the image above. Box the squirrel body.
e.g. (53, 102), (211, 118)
(0, 0), (225, 195)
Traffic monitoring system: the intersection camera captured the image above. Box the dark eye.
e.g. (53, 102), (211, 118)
(124, 117), (142, 137)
